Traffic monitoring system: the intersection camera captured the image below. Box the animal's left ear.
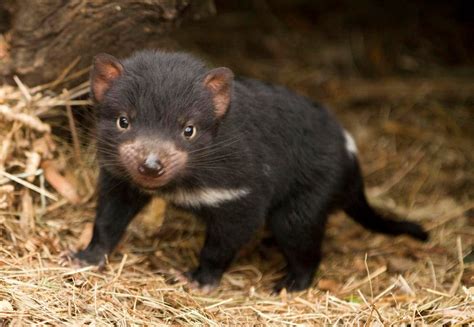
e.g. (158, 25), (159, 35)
(203, 67), (234, 119)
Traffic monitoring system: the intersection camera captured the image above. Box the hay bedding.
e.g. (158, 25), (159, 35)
(0, 71), (473, 326)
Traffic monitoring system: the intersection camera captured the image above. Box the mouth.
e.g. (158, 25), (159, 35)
(128, 172), (171, 190)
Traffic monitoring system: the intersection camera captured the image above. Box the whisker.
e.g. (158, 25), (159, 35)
(188, 137), (241, 155)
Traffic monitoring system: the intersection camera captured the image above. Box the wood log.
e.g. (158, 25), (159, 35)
(0, 0), (214, 85)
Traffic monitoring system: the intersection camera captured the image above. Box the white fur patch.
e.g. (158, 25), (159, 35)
(343, 130), (358, 155)
(163, 187), (250, 208)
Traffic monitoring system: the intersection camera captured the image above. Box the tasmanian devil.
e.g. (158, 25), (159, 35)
(74, 50), (428, 292)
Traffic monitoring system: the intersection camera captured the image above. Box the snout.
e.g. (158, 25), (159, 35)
(138, 155), (164, 178)
(118, 140), (188, 189)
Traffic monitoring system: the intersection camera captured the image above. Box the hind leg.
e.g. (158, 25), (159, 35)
(268, 192), (329, 292)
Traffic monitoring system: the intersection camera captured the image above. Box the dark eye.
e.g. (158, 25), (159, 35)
(183, 125), (196, 139)
(117, 116), (130, 130)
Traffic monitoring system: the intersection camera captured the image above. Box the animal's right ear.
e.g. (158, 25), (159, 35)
(90, 53), (123, 102)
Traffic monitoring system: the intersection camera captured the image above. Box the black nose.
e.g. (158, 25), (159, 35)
(138, 157), (164, 177)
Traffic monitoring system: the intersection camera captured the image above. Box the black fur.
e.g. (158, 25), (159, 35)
(75, 50), (428, 292)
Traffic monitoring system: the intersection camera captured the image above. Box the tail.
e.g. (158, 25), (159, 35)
(343, 161), (429, 242)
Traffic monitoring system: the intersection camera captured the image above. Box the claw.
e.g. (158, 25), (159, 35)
(273, 271), (313, 293)
(181, 269), (220, 294)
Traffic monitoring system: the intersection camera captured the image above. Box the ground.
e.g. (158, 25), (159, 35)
(0, 4), (473, 325)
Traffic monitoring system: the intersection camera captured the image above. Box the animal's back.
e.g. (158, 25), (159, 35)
(226, 77), (349, 206)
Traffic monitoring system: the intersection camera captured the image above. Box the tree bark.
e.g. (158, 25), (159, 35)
(0, 0), (214, 85)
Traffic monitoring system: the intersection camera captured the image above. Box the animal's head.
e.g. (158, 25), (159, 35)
(90, 51), (234, 190)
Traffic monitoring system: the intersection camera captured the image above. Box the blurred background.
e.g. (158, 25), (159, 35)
(175, 0), (473, 77)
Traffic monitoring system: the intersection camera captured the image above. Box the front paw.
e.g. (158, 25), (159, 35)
(72, 246), (107, 267)
(184, 267), (222, 291)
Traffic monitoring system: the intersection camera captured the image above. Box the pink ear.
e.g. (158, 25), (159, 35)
(203, 67), (234, 118)
(90, 53), (123, 102)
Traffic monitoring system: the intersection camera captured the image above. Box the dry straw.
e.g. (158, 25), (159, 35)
(0, 70), (472, 325)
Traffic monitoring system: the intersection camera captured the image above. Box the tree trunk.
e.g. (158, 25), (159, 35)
(0, 0), (214, 86)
